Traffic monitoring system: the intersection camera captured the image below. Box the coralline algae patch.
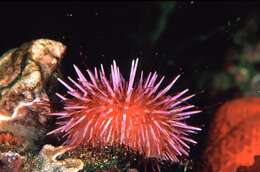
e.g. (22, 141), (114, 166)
(0, 38), (200, 172)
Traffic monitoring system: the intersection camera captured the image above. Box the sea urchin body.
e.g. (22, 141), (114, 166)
(48, 59), (201, 162)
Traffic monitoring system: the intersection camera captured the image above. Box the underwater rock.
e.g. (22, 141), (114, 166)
(202, 97), (260, 172)
(39, 144), (84, 172)
(0, 151), (23, 172)
(0, 39), (66, 149)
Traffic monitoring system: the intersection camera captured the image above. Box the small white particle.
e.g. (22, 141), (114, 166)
(228, 20), (231, 26)
(66, 13), (73, 17)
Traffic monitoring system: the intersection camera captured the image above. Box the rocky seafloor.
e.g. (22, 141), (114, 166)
(0, 39), (141, 172)
(1, 39), (259, 172)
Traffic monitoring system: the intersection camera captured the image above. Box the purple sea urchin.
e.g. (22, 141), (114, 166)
(48, 59), (201, 162)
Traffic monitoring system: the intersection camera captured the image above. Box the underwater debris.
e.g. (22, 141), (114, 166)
(0, 39), (66, 149)
(48, 58), (201, 162)
(0, 151), (23, 172)
(202, 97), (260, 172)
(39, 144), (83, 172)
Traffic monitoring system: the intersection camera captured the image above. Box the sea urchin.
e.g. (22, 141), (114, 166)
(48, 59), (201, 162)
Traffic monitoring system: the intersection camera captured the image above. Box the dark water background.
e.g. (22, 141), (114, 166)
(0, 2), (259, 171)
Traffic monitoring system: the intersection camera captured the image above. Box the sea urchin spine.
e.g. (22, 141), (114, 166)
(48, 59), (201, 162)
